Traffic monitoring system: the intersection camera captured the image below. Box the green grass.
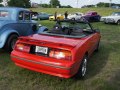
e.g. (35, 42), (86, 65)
(0, 8), (120, 90)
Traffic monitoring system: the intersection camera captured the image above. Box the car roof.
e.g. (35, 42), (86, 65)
(0, 7), (30, 12)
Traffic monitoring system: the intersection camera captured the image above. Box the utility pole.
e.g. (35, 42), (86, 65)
(3, 0), (8, 6)
(109, 0), (112, 8)
(77, 0), (79, 8)
(40, 0), (42, 7)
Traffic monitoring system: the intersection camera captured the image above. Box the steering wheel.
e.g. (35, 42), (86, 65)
(53, 24), (62, 31)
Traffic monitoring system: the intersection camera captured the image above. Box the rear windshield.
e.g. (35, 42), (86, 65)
(40, 21), (93, 38)
(0, 11), (9, 18)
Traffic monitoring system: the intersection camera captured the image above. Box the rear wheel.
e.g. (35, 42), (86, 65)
(75, 55), (88, 79)
(72, 18), (75, 20)
(4, 34), (18, 52)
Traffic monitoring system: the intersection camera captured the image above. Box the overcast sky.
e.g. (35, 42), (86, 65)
(31, 0), (120, 8)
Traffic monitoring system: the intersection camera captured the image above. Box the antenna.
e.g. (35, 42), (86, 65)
(77, 0), (79, 8)
(109, 0), (112, 7)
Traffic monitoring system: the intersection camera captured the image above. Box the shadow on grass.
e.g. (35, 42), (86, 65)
(97, 69), (120, 90)
(86, 41), (120, 80)
(86, 42), (109, 79)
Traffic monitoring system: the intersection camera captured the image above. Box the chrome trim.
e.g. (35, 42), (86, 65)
(11, 56), (72, 70)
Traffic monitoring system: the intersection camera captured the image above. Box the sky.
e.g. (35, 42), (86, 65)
(31, 0), (120, 8)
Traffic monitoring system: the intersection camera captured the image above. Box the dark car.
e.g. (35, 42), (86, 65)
(38, 12), (52, 20)
(82, 11), (101, 22)
(32, 12), (52, 20)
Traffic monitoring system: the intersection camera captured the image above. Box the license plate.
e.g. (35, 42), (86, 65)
(35, 46), (48, 54)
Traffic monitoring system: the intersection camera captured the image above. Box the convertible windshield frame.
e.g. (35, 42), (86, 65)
(40, 20), (94, 38)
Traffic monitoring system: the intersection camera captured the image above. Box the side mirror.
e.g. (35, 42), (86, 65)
(39, 24), (42, 27)
(94, 29), (100, 33)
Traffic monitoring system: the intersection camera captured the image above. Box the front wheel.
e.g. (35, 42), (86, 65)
(117, 20), (120, 25)
(75, 55), (88, 79)
(4, 34), (18, 52)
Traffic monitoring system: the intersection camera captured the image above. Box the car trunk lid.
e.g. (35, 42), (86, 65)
(19, 34), (83, 50)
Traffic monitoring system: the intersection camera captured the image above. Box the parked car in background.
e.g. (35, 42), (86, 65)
(32, 12), (38, 20)
(101, 12), (120, 25)
(112, 5), (120, 9)
(0, 7), (47, 51)
(11, 19), (101, 79)
(38, 12), (52, 20)
(49, 14), (64, 21)
(68, 12), (84, 20)
(82, 11), (101, 22)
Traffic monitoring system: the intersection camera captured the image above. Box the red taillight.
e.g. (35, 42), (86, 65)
(49, 49), (72, 60)
(15, 43), (30, 53)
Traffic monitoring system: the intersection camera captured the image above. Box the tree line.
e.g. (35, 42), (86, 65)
(0, 0), (72, 8)
(82, 2), (120, 8)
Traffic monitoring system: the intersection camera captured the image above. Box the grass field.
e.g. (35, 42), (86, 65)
(0, 8), (120, 90)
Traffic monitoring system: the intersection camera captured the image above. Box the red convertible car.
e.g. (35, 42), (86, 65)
(11, 20), (101, 79)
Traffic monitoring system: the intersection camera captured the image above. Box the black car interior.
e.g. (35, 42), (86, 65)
(48, 20), (94, 36)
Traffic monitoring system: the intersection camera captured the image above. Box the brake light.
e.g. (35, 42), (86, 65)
(49, 49), (72, 60)
(15, 43), (30, 53)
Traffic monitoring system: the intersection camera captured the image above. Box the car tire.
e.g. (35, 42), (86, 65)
(4, 34), (18, 52)
(104, 20), (108, 24)
(75, 55), (88, 79)
(72, 18), (75, 20)
(117, 20), (120, 25)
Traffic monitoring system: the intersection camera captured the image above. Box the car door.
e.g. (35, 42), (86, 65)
(17, 11), (34, 36)
(83, 23), (100, 54)
(23, 11), (35, 35)
(76, 14), (81, 19)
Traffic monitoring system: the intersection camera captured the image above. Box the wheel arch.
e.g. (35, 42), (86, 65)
(117, 19), (120, 23)
(0, 30), (19, 48)
(85, 52), (89, 57)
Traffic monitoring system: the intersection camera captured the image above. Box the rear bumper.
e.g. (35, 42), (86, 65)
(11, 51), (77, 78)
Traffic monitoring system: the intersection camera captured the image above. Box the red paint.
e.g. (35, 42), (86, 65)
(11, 32), (101, 78)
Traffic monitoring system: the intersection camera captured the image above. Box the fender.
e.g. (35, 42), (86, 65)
(0, 30), (19, 48)
(37, 26), (48, 34)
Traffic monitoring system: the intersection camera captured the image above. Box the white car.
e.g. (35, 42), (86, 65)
(101, 12), (120, 25)
(68, 12), (84, 20)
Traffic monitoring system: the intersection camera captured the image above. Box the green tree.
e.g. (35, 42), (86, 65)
(50, 0), (61, 8)
(97, 2), (110, 7)
(0, 0), (2, 3)
(8, 0), (31, 8)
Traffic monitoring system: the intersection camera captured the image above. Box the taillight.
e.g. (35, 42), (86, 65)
(49, 49), (72, 60)
(15, 43), (30, 53)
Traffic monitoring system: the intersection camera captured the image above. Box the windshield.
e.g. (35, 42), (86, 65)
(40, 21), (93, 38)
(0, 11), (9, 18)
(111, 12), (120, 16)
